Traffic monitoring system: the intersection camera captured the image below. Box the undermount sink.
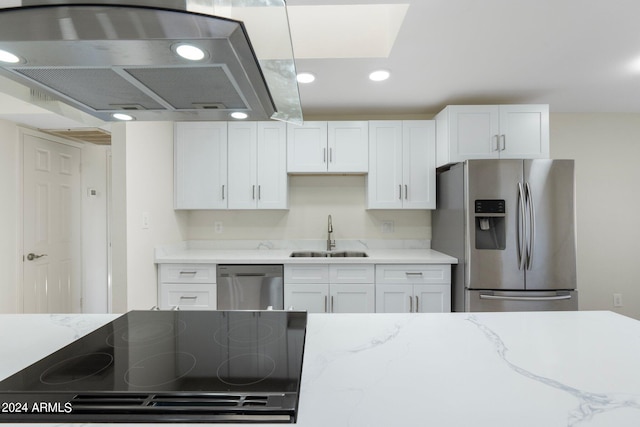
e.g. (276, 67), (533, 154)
(289, 250), (368, 258)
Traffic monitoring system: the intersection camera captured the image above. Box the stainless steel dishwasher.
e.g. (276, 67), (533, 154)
(216, 265), (284, 310)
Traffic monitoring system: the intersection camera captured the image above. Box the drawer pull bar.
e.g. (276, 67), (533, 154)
(179, 271), (198, 275)
(405, 272), (423, 276)
(179, 296), (198, 300)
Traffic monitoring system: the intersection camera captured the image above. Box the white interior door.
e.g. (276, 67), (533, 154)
(23, 135), (81, 313)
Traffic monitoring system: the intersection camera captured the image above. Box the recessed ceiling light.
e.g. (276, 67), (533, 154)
(230, 112), (248, 120)
(175, 44), (206, 61)
(112, 113), (134, 121)
(296, 72), (316, 84)
(369, 70), (390, 82)
(0, 49), (21, 64)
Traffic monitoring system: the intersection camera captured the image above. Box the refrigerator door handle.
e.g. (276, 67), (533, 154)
(517, 182), (527, 270)
(480, 294), (572, 302)
(525, 182), (536, 270)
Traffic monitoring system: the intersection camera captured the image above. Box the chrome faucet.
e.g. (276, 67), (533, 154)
(327, 215), (336, 251)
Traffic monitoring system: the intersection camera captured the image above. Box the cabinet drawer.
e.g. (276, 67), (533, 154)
(285, 264), (329, 284)
(160, 284), (216, 310)
(375, 264), (450, 284)
(329, 264), (375, 284)
(159, 264), (216, 284)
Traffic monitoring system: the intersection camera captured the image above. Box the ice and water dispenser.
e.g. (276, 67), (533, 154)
(474, 199), (506, 250)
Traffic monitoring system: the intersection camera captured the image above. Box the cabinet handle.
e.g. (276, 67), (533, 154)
(222, 184), (225, 200)
(399, 184), (402, 200)
(405, 272), (423, 277)
(331, 295), (334, 313)
(180, 296), (198, 300)
(493, 135), (500, 151)
(405, 184), (408, 200)
(323, 148), (327, 163)
(258, 185), (261, 200)
(500, 135), (506, 151)
(252, 185), (256, 200)
(415, 296), (420, 313)
(324, 295), (328, 313)
(329, 147), (333, 163)
(179, 271), (197, 275)
(409, 296), (413, 313)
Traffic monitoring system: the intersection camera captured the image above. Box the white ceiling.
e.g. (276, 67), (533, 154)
(288, 0), (640, 117)
(3, 0), (640, 129)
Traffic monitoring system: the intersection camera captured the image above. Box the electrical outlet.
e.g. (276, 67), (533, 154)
(142, 212), (150, 229)
(214, 221), (223, 234)
(381, 220), (395, 233)
(613, 293), (623, 307)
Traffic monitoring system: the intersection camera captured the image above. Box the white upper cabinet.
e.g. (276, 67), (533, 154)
(287, 121), (368, 173)
(175, 121), (286, 210)
(256, 122), (288, 209)
(367, 120), (436, 209)
(228, 121), (287, 209)
(174, 122), (227, 210)
(327, 121), (369, 172)
(227, 122), (257, 210)
(435, 104), (549, 167)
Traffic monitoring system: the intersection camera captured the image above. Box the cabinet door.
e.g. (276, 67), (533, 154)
(174, 122), (227, 209)
(499, 105), (549, 159)
(227, 122), (257, 209)
(330, 283), (375, 313)
(257, 121), (288, 209)
(287, 121), (328, 172)
(367, 121), (403, 209)
(375, 283), (413, 313)
(449, 106), (500, 161)
(284, 283), (329, 313)
(402, 121), (435, 209)
(414, 284), (451, 313)
(328, 121), (368, 173)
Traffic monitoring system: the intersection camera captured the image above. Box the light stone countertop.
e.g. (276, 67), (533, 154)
(154, 240), (457, 265)
(2, 311), (640, 426)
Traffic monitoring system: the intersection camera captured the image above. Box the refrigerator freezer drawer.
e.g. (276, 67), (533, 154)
(466, 290), (577, 312)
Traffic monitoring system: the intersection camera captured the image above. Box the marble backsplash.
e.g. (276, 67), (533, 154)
(155, 239), (430, 257)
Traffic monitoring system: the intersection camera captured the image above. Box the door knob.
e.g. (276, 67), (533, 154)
(26, 253), (47, 261)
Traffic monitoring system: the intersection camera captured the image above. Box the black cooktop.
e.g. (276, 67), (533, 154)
(0, 310), (307, 423)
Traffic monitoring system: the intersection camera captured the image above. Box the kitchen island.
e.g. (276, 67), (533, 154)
(1, 311), (639, 426)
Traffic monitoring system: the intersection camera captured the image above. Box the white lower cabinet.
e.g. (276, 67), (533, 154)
(158, 263), (217, 310)
(284, 264), (375, 313)
(375, 264), (451, 313)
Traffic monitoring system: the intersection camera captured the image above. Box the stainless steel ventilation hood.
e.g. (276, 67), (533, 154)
(0, 1), (303, 124)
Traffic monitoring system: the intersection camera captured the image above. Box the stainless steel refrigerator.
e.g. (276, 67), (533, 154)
(432, 159), (577, 312)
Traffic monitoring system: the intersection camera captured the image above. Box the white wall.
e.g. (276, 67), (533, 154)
(110, 123), (128, 313)
(81, 144), (109, 313)
(111, 121), (188, 312)
(550, 113), (640, 319)
(0, 119), (20, 313)
(187, 175), (430, 240)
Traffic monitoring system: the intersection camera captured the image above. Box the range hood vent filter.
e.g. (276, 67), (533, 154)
(16, 67), (164, 111)
(126, 67), (247, 110)
(15, 66), (249, 113)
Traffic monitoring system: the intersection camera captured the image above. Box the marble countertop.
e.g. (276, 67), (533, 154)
(154, 240), (457, 265)
(1, 311), (639, 426)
